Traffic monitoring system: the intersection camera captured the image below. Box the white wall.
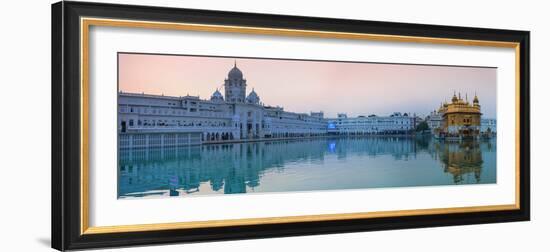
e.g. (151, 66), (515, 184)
(0, 0), (547, 251)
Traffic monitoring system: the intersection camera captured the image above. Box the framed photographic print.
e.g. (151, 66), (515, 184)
(52, 1), (530, 250)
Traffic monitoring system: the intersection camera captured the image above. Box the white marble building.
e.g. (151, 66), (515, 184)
(427, 109), (443, 135)
(118, 63), (327, 145)
(326, 112), (415, 135)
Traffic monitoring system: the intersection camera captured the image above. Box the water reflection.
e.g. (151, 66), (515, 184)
(118, 137), (496, 198)
(437, 141), (486, 183)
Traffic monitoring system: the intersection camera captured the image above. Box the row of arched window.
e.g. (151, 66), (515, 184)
(125, 119), (230, 128)
(203, 132), (235, 141)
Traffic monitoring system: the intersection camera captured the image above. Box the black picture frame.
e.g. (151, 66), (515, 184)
(52, 1), (530, 251)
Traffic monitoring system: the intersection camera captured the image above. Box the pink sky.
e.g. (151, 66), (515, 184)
(118, 53), (497, 118)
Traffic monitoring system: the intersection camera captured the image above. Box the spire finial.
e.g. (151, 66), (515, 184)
(473, 91), (479, 104)
(234, 59), (237, 67)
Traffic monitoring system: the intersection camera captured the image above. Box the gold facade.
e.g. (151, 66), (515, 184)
(437, 93), (482, 138)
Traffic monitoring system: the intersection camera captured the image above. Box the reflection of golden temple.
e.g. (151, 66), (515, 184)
(434, 92), (482, 140)
(437, 141), (483, 183)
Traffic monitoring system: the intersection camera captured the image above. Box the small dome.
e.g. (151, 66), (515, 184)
(246, 89), (260, 104)
(248, 89), (258, 98)
(452, 93), (458, 103)
(210, 89), (224, 101)
(473, 94), (479, 104)
(228, 61), (243, 79)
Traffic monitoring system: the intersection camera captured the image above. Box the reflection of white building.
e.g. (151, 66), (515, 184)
(118, 63), (327, 145)
(326, 112), (415, 135)
(118, 137), (420, 197)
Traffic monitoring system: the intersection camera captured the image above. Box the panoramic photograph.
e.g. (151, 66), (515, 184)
(117, 53), (497, 199)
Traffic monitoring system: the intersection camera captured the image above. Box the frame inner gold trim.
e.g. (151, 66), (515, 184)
(80, 17), (522, 235)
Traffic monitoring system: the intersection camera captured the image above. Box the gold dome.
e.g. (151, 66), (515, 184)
(452, 92), (458, 103)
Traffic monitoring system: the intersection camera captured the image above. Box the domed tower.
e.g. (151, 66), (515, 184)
(452, 92), (458, 103)
(210, 89), (224, 102)
(224, 61), (247, 103)
(473, 93), (480, 107)
(246, 88), (260, 105)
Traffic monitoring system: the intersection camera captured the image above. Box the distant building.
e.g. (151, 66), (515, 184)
(427, 107), (444, 135)
(118, 63), (327, 147)
(481, 118), (497, 135)
(326, 112), (415, 135)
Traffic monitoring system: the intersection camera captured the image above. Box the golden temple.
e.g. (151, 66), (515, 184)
(435, 92), (482, 139)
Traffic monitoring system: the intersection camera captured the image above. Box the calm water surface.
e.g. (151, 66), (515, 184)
(118, 137), (496, 198)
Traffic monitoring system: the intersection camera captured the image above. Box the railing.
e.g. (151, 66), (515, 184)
(119, 132), (203, 149)
(124, 126), (236, 134)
